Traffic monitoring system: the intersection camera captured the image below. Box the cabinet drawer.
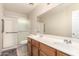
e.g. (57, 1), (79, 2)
(57, 50), (69, 56)
(32, 40), (39, 48)
(40, 43), (56, 56)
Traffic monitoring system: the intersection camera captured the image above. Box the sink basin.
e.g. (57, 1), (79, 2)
(53, 41), (79, 50)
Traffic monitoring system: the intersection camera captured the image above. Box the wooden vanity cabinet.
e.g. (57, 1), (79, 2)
(27, 38), (70, 56)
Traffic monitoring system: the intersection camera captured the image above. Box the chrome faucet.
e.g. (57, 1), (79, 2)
(64, 39), (72, 44)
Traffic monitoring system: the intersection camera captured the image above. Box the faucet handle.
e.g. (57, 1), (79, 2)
(64, 39), (67, 42)
(69, 40), (72, 44)
(64, 39), (72, 44)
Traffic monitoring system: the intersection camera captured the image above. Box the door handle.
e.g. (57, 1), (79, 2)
(2, 19), (4, 33)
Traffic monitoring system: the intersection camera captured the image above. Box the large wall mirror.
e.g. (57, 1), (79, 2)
(37, 3), (79, 39)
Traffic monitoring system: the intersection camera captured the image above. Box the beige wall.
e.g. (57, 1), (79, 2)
(39, 4), (79, 37)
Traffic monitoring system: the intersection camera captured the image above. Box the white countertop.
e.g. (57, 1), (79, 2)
(28, 34), (79, 56)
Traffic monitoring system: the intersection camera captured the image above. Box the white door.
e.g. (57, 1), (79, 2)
(3, 18), (18, 48)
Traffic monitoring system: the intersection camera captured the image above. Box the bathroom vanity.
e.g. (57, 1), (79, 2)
(27, 38), (69, 56)
(27, 34), (79, 56)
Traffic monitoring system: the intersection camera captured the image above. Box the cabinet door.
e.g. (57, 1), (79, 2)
(40, 43), (56, 56)
(32, 40), (39, 48)
(39, 51), (47, 56)
(32, 46), (39, 56)
(27, 42), (32, 56)
(57, 50), (69, 56)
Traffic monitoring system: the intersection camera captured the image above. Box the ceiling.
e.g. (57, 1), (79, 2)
(3, 3), (38, 14)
